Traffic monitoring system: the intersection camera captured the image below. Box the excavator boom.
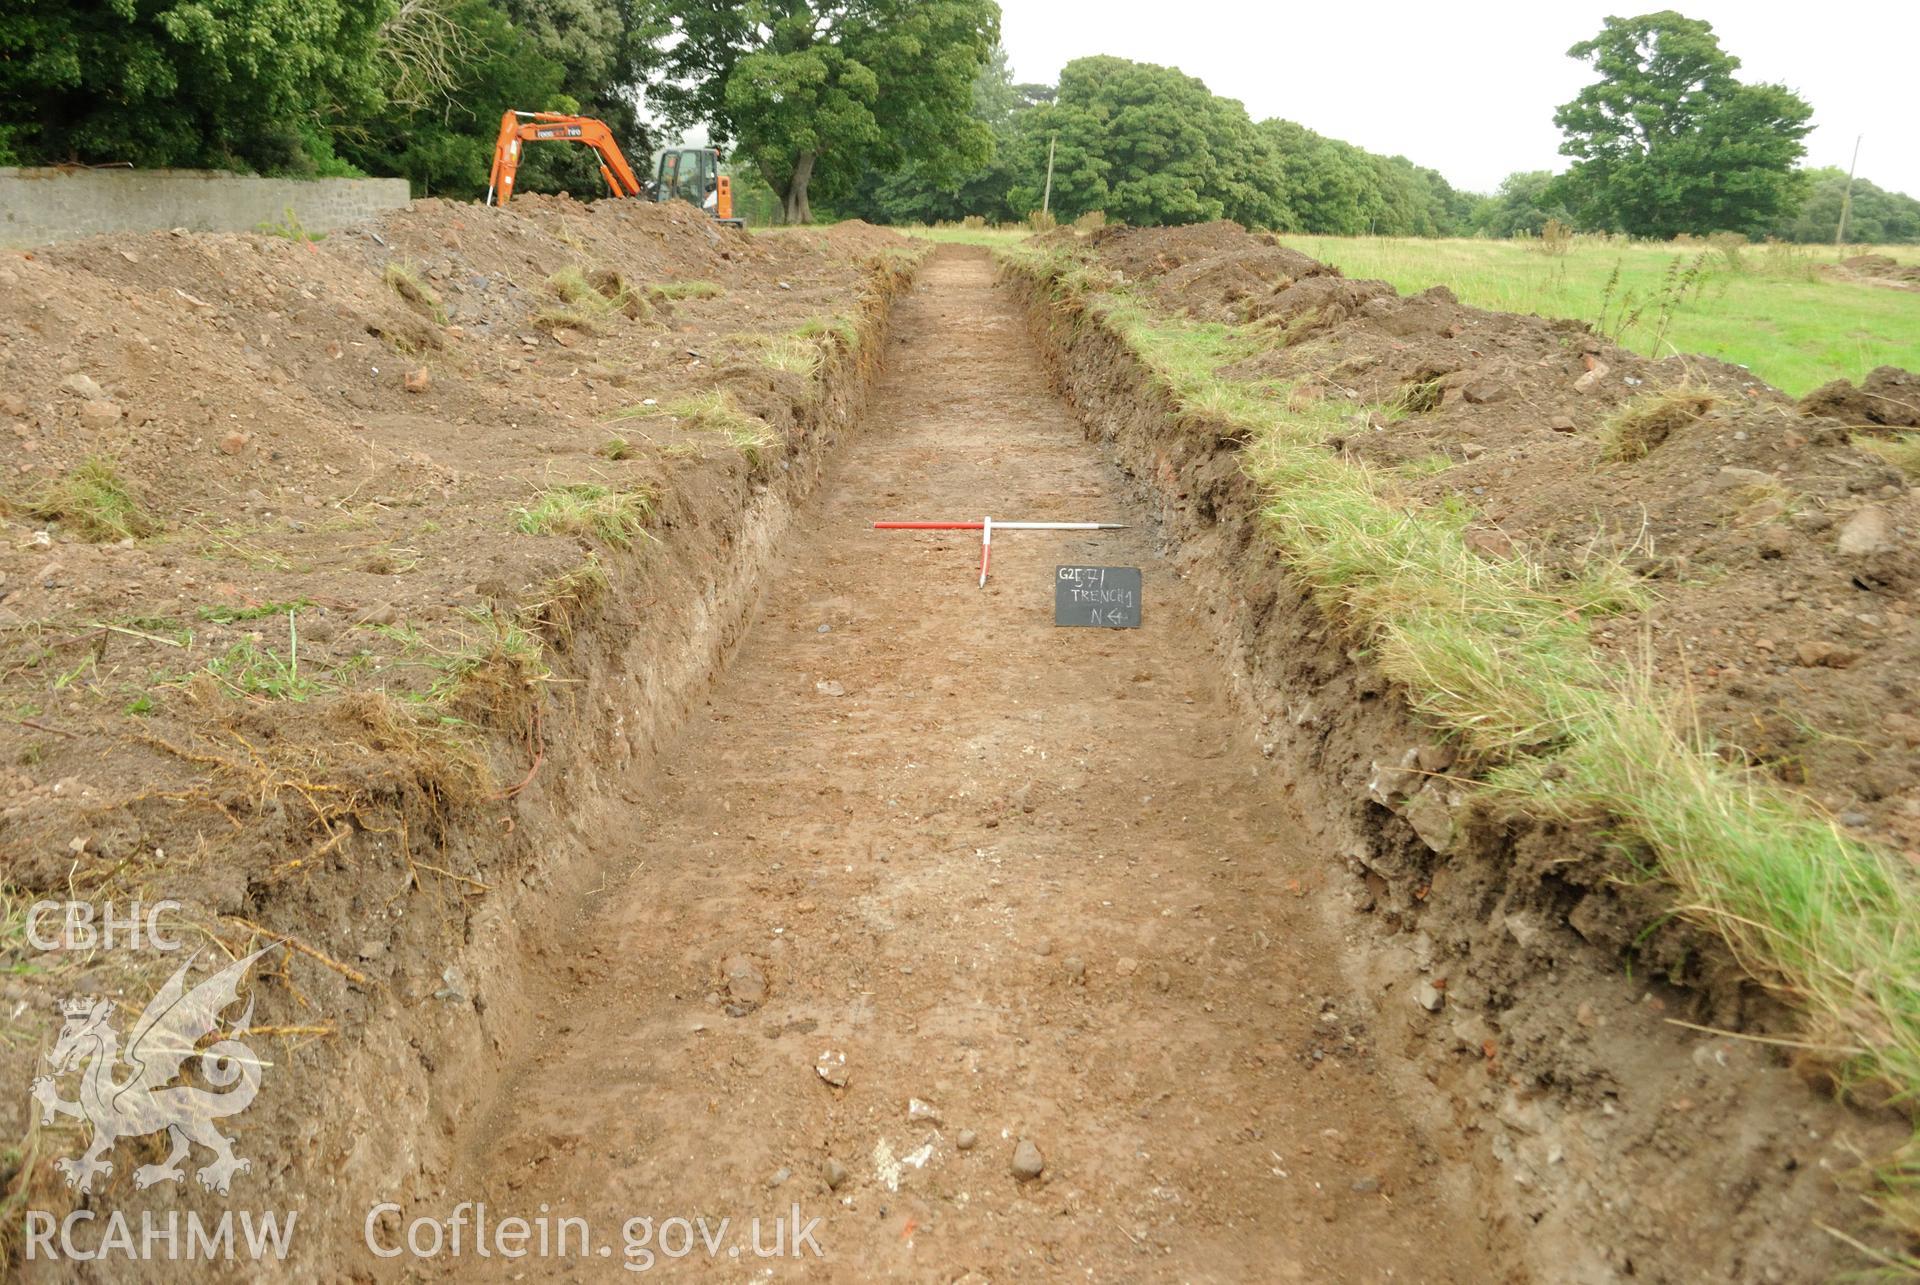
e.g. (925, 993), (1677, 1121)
(485, 110), (743, 226)
(487, 111), (645, 207)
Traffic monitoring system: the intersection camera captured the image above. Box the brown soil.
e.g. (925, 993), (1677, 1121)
(433, 248), (1494, 1281)
(1020, 227), (1917, 1280)
(1800, 364), (1920, 427)
(1827, 254), (1920, 291)
(0, 196), (917, 1271)
(0, 208), (1909, 1283)
(1079, 221), (1920, 857)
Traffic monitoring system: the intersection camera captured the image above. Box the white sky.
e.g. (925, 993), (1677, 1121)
(999, 0), (1918, 197)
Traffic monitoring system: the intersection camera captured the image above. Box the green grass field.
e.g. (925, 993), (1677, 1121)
(895, 223), (1034, 247)
(1277, 235), (1918, 396)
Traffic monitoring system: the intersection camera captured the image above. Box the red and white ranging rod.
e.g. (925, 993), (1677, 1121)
(872, 517), (1127, 587)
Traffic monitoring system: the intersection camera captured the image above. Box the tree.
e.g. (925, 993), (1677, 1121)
(1553, 11), (1812, 237)
(335, 0), (569, 197)
(1003, 57), (1287, 229)
(643, 0), (999, 223)
(500, 0), (661, 132)
(1473, 170), (1573, 237)
(1251, 119), (1472, 236)
(840, 42), (1021, 224)
(1773, 167), (1920, 245)
(0, 0), (393, 173)
(1256, 121), (1371, 234)
(490, 0), (664, 195)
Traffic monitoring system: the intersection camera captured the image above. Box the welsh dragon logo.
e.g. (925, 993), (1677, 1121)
(30, 948), (274, 1196)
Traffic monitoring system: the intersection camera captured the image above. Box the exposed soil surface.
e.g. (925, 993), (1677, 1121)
(432, 247), (1494, 1280)
(1801, 364), (1920, 428)
(2, 206), (1912, 1282)
(1016, 226), (1917, 1281)
(1827, 254), (1920, 290)
(1081, 221), (1920, 854)
(0, 198), (919, 1273)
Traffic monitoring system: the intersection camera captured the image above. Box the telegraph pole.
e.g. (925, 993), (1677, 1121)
(1836, 134), (1862, 248)
(1042, 134), (1057, 216)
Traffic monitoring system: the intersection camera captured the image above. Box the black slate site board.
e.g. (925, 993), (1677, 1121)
(1054, 566), (1142, 628)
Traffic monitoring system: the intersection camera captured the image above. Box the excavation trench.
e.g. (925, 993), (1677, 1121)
(377, 240), (1896, 1282)
(5, 222), (1894, 1281)
(408, 245), (1496, 1279)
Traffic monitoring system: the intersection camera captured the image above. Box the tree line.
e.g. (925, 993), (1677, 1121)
(823, 12), (1916, 244)
(2, 3), (1913, 242)
(827, 52), (1478, 236)
(0, 0), (1000, 217)
(0, 0), (660, 198)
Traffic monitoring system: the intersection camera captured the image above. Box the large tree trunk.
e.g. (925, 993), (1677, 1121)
(783, 151), (816, 224)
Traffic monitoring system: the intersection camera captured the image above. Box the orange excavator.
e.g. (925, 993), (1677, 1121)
(486, 110), (741, 227)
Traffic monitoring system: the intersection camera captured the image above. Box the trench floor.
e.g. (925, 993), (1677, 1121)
(445, 245), (1493, 1280)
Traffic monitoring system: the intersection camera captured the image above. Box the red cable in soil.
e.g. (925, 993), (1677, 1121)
(490, 700), (546, 800)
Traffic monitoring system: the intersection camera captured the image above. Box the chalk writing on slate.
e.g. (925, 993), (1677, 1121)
(1054, 566), (1143, 628)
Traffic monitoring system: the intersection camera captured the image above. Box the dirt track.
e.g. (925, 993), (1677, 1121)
(433, 246), (1492, 1278)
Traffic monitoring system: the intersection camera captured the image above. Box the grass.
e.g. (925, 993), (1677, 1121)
(513, 483), (652, 547)
(257, 206), (323, 242)
(894, 222), (1035, 247)
(383, 262), (442, 319)
(728, 330), (826, 378)
(423, 606), (549, 710)
(1859, 433), (1920, 481)
(748, 219), (1031, 248)
(793, 314), (860, 351)
(660, 390), (779, 464)
(1002, 238), (1920, 1252)
(1386, 376), (1446, 418)
(647, 280), (724, 302)
(536, 265), (641, 332)
(22, 458), (159, 542)
(198, 598), (313, 624)
(1600, 386), (1719, 462)
(352, 607), (549, 716)
(201, 612), (325, 701)
(1277, 235), (1920, 396)
(525, 555), (609, 644)
(1394, 452), (1456, 479)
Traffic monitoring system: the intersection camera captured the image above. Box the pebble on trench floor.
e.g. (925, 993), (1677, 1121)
(1063, 957), (1086, 984)
(1011, 1139), (1045, 1181)
(957, 1129), (977, 1151)
(825, 1158), (849, 1190)
(722, 954), (766, 1014)
(816, 1049), (850, 1087)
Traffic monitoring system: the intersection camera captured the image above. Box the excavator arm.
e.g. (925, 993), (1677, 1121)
(487, 111), (645, 207)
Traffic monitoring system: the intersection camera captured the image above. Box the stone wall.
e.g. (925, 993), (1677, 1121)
(0, 167), (411, 247)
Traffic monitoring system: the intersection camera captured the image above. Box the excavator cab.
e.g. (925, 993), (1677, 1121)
(653, 148), (743, 228)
